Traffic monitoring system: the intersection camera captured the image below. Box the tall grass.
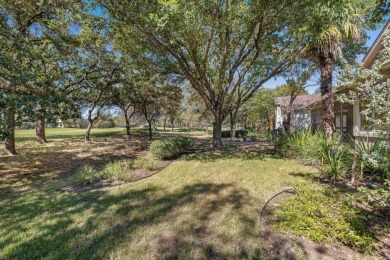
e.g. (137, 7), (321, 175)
(275, 129), (353, 181)
(319, 140), (350, 182)
(275, 128), (326, 164)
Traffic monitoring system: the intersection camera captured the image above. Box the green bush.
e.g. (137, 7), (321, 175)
(150, 137), (195, 159)
(346, 134), (390, 181)
(221, 129), (248, 138)
(71, 160), (132, 184)
(319, 141), (350, 181)
(102, 160), (132, 180)
(275, 128), (326, 163)
(133, 156), (158, 171)
(272, 184), (375, 252)
(71, 165), (103, 185)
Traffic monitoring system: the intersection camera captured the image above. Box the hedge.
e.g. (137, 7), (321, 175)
(221, 129), (248, 138)
(150, 137), (195, 159)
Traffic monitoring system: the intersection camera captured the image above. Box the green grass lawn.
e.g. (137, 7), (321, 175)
(0, 139), (317, 259)
(15, 127), (127, 140)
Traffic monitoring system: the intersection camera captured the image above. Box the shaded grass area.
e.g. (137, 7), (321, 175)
(15, 127), (127, 140)
(14, 127), (211, 141)
(0, 138), (318, 259)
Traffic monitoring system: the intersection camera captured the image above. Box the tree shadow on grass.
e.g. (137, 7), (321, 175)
(0, 182), (264, 259)
(181, 149), (266, 162)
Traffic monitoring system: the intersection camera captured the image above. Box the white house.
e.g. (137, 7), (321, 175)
(274, 94), (320, 130)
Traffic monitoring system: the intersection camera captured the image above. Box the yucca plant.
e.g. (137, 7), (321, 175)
(318, 141), (350, 183)
(275, 128), (326, 164)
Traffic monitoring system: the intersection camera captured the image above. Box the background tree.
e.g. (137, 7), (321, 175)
(161, 85), (183, 131)
(100, 0), (307, 147)
(112, 79), (137, 137)
(0, 0), (83, 153)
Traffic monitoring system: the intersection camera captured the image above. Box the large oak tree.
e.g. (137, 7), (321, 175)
(98, 0), (306, 147)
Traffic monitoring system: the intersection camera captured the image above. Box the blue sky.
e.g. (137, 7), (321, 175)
(263, 21), (388, 94)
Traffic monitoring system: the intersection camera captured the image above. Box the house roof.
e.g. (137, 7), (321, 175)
(362, 20), (390, 69)
(274, 93), (321, 110)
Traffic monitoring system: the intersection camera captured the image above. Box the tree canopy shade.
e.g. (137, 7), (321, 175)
(0, 0), (85, 153)
(98, 0), (307, 147)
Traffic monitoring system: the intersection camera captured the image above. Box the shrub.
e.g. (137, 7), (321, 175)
(221, 129), (248, 138)
(272, 184), (375, 252)
(318, 141), (350, 181)
(357, 185), (390, 213)
(275, 128), (326, 163)
(150, 137), (195, 159)
(133, 156), (158, 171)
(225, 143), (237, 150)
(71, 165), (103, 185)
(346, 134), (390, 181)
(102, 160), (132, 180)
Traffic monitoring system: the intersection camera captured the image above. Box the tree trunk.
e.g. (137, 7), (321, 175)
(36, 114), (48, 143)
(4, 109), (16, 155)
(124, 110), (131, 137)
(284, 95), (297, 133)
(85, 120), (93, 142)
(147, 120), (153, 140)
(85, 109), (94, 142)
(163, 118), (167, 131)
(319, 51), (335, 140)
(350, 146), (358, 186)
(170, 117), (174, 131)
(229, 110), (237, 138)
(212, 117), (223, 148)
(4, 82), (17, 155)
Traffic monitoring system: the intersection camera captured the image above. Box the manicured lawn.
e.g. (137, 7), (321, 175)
(0, 136), (317, 259)
(15, 127), (127, 140)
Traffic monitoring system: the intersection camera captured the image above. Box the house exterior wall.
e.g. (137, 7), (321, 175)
(275, 106), (283, 129)
(275, 106), (311, 130)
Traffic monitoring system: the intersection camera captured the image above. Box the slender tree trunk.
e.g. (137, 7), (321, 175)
(4, 82), (17, 155)
(283, 93), (297, 133)
(4, 108), (16, 155)
(350, 146), (358, 186)
(85, 109), (94, 142)
(170, 117), (174, 131)
(229, 110), (237, 138)
(163, 118), (167, 131)
(319, 52), (335, 140)
(243, 116), (248, 129)
(85, 119), (93, 142)
(212, 116), (223, 148)
(147, 120), (153, 140)
(35, 114), (48, 143)
(124, 110), (131, 137)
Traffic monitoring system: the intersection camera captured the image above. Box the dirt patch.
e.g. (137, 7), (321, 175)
(259, 190), (364, 260)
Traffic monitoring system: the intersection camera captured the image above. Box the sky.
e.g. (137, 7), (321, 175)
(263, 21), (388, 94)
